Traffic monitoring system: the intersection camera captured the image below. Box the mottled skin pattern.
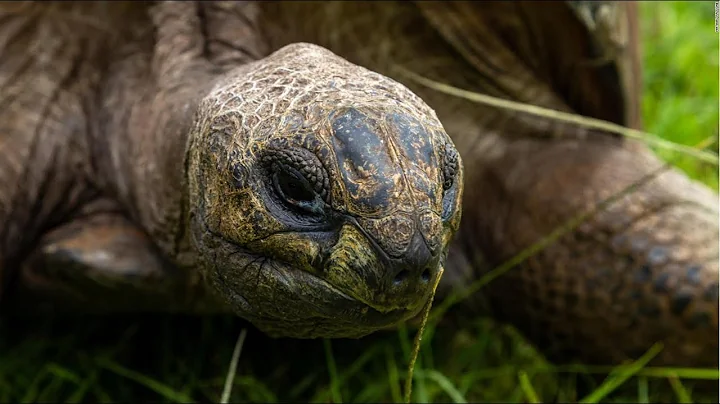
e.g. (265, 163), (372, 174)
(187, 45), (461, 337)
(0, 1), (717, 370)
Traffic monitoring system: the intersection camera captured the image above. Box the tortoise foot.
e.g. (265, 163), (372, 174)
(5, 213), (215, 314)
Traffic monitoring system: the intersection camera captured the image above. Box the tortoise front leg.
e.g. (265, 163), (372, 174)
(5, 212), (224, 314)
(443, 135), (718, 369)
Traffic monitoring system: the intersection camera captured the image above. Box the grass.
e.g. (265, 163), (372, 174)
(640, 1), (719, 190)
(1, 2), (718, 403)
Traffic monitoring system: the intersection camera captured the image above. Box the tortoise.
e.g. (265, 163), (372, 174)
(0, 0), (717, 373)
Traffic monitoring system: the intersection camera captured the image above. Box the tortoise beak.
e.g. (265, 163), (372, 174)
(374, 229), (441, 310)
(323, 223), (441, 314)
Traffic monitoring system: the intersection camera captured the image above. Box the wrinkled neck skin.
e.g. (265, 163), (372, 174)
(94, 3), (265, 266)
(97, 57), (211, 265)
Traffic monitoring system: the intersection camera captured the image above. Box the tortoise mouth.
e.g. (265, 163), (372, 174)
(193, 217), (421, 338)
(211, 258), (418, 338)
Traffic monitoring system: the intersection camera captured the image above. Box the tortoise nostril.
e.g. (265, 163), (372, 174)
(393, 270), (410, 285)
(390, 266), (434, 288)
(382, 231), (440, 296)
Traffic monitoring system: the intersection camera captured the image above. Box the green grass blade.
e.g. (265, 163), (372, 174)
(420, 369), (467, 403)
(323, 338), (342, 404)
(637, 376), (649, 404)
(405, 266), (445, 404)
(518, 371), (540, 404)
(314, 341), (384, 402)
(579, 343), (664, 403)
(20, 368), (46, 404)
(220, 328), (247, 404)
(394, 66), (719, 165)
(46, 363), (82, 385)
(667, 374), (693, 403)
(96, 358), (194, 403)
(386, 346), (404, 404)
(65, 373), (98, 404)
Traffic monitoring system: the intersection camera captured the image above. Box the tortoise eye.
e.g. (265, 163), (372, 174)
(261, 144), (329, 216)
(442, 143), (459, 191)
(440, 143), (460, 220)
(274, 169), (316, 205)
(261, 145), (329, 199)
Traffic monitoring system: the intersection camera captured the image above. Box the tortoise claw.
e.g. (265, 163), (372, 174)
(39, 215), (168, 281)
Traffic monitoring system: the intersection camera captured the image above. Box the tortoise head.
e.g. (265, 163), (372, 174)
(186, 43), (463, 338)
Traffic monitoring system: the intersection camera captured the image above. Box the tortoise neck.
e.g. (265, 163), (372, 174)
(96, 40), (217, 262)
(95, 2), (272, 263)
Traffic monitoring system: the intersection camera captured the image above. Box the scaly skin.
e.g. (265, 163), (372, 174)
(0, 1), (717, 369)
(259, 0), (719, 368)
(1, 2), (463, 340)
(185, 42), (462, 338)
